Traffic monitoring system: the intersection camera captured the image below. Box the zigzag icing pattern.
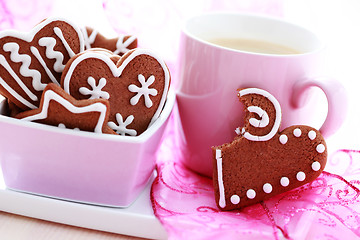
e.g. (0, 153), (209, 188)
(38, 37), (65, 73)
(3, 42), (45, 91)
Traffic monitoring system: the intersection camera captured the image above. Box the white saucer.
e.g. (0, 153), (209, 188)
(0, 169), (167, 239)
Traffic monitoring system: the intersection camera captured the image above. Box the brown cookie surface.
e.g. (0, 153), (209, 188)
(61, 48), (170, 136)
(7, 99), (23, 117)
(81, 27), (137, 56)
(212, 88), (327, 210)
(0, 17), (84, 110)
(15, 83), (115, 134)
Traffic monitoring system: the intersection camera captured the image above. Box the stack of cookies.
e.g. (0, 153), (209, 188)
(0, 17), (171, 136)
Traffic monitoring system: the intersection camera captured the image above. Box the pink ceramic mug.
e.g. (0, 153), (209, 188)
(176, 13), (347, 177)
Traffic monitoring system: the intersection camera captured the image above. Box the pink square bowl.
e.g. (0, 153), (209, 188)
(0, 90), (175, 207)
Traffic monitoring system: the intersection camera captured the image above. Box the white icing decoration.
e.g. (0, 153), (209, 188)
(0, 17), (84, 105)
(280, 177), (289, 187)
(58, 123), (80, 131)
(113, 35), (137, 55)
(215, 149), (222, 159)
(246, 189), (256, 199)
(53, 27), (75, 57)
(296, 171), (306, 181)
(128, 74), (158, 108)
(279, 134), (288, 144)
(235, 127), (241, 135)
(79, 77), (110, 99)
(263, 183), (273, 193)
(30, 47), (59, 85)
(0, 17), (84, 54)
(81, 27), (98, 50)
(293, 128), (302, 137)
(308, 130), (316, 140)
(62, 49), (170, 127)
(38, 36), (65, 72)
(215, 150), (226, 208)
(316, 144), (325, 153)
(107, 113), (137, 136)
(230, 195), (240, 205)
(81, 28), (135, 54)
(0, 54), (38, 103)
(0, 76), (37, 109)
(20, 90), (107, 133)
(238, 88), (281, 142)
(247, 106), (269, 128)
(312, 161), (321, 171)
(3, 42), (44, 92)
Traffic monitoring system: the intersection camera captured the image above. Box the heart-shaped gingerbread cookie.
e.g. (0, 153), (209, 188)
(61, 49), (170, 136)
(212, 88), (327, 210)
(0, 17), (84, 110)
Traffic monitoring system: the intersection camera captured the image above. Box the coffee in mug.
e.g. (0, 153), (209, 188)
(207, 38), (300, 55)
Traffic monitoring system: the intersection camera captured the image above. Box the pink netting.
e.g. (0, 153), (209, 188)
(151, 115), (360, 240)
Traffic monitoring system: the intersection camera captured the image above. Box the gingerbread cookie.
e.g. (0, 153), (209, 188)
(7, 99), (23, 117)
(0, 17), (84, 110)
(61, 48), (170, 136)
(81, 27), (137, 55)
(15, 83), (115, 134)
(212, 88), (327, 210)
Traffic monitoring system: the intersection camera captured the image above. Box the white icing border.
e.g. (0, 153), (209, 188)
(0, 76), (37, 109)
(62, 49), (170, 127)
(0, 17), (84, 52)
(238, 88), (281, 141)
(0, 54), (38, 103)
(20, 89), (108, 133)
(215, 149), (226, 208)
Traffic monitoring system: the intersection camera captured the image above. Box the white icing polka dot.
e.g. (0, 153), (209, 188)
(263, 183), (273, 193)
(293, 128), (302, 137)
(296, 171), (306, 181)
(312, 161), (321, 171)
(279, 134), (288, 144)
(280, 177), (289, 187)
(246, 189), (256, 199)
(316, 144), (325, 153)
(308, 130), (316, 140)
(230, 194), (240, 204)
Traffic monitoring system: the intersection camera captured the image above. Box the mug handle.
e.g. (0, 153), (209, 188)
(291, 76), (347, 138)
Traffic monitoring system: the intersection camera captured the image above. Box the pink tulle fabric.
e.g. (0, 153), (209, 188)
(151, 115), (360, 240)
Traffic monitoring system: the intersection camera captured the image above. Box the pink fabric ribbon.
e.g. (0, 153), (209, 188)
(151, 116), (360, 240)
